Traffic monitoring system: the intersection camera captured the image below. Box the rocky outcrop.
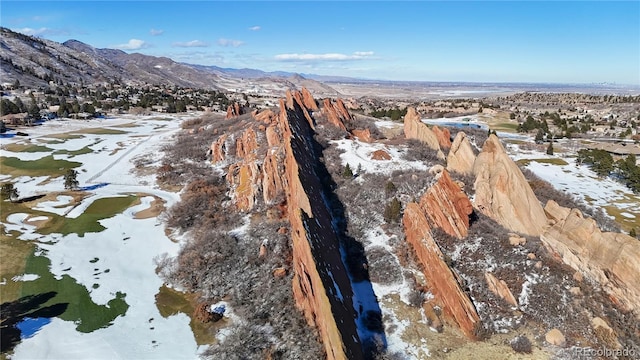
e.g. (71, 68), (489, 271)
(210, 134), (228, 164)
(262, 151), (284, 205)
(484, 272), (518, 307)
(403, 202), (481, 339)
(351, 128), (372, 142)
(447, 132), (476, 175)
(226, 161), (261, 212)
(545, 328), (566, 347)
(322, 98), (349, 131)
(253, 109), (277, 124)
(432, 126), (452, 150)
(235, 127), (258, 158)
(371, 149), (391, 160)
(417, 170), (473, 239)
(541, 200), (640, 315)
(403, 107), (440, 151)
(301, 87), (319, 111)
(226, 102), (243, 119)
(281, 91), (365, 360)
(473, 134), (547, 236)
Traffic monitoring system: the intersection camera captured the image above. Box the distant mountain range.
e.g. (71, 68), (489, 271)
(0, 27), (340, 96)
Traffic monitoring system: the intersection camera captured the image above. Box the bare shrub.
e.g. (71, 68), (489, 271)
(510, 335), (532, 354)
(402, 139), (444, 164)
(366, 247), (403, 285)
(164, 176), (233, 231)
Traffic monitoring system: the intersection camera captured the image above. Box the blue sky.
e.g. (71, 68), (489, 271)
(1, 1), (639, 84)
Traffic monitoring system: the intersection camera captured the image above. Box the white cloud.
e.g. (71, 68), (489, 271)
(217, 38), (245, 47)
(274, 51), (375, 61)
(150, 28), (164, 36)
(248, 26), (261, 31)
(114, 39), (149, 50)
(16, 27), (68, 36)
(172, 40), (209, 48)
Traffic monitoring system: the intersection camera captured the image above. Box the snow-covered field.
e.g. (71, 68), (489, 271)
(506, 142), (640, 229)
(1, 114), (203, 359)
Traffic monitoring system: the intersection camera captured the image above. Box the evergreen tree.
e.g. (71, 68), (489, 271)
(64, 169), (80, 190)
(383, 197), (402, 223)
(1, 183), (19, 202)
(546, 142), (554, 155)
(342, 164), (354, 179)
(630, 228), (637, 238)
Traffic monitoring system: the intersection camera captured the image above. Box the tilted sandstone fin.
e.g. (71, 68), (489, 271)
(473, 134), (547, 236)
(403, 202), (481, 339)
(418, 170), (473, 239)
(447, 131), (476, 175)
(403, 107), (441, 152)
(541, 200), (640, 316)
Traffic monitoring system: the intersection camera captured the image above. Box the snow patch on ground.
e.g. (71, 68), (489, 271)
(3, 114), (202, 359)
(509, 145), (640, 220)
(332, 138), (428, 175)
(11, 274), (40, 282)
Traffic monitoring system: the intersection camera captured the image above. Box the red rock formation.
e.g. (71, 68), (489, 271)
(301, 87), (319, 111)
(253, 109), (277, 124)
(226, 161), (261, 212)
(447, 131), (476, 175)
(403, 107), (440, 151)
(403, 202), (481, 339)
(418, 170), (473, 239)
(235, 127), (258, 159)
(286, 90), (315, 128)
(226, 102), (243, 119)
(371, 149), (391, 160)
(322, 98), (348, 131)
(473, 134), (547, 236)
(262, 151), (284, 205)
(265, 125), (280, 148)
(210, 134), (227, 164)
(351, 128), (372, 142)
(541, 200), (640, 315)
(280, 94), (364, 360)
(432, 126), (452, 149)
(484, 272), (518, 307)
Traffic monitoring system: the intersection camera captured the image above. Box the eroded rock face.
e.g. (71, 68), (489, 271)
(281, 93), (364, 360)
(322, 98), (348, 131)
(417, 170), (473, 239)
(432, 126), (452, 150)
(484, 272), (518, 307)
(351, 128), (372, 142)
(403, 107), (440, 151)
(210, 134), (228, 164)
(226, 161), (261, 212)
(473, 134), (547, 236)
(371, 149), (391, 160)
(226, 102), (243, 119)
(447, 131), (476, 175)
(541, 200), (640, 315)
(235, 127), (258, 158)
(402, 202), (481, 339)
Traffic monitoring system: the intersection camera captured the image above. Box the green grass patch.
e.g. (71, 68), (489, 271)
(53, 146), (94, 157)
(19, 249), (129, 333)
(40, 195), (137, 237)
(603, 205), (640, 232)
(0, 155), (82, 177)
(43, 133), (85, 141)
(0, 233), (35, 303)
(516, 158), (569, 167)
(112, 122), (140, 128)
(155, 285), (218, 345)
(72, 128), (127, 135)
(2, 144), (53, 153)
(491, 122), (519, 132)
